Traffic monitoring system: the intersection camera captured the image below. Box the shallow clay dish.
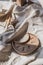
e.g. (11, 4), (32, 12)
(14, 33), (30, 44)
(12, 33), (40, 55)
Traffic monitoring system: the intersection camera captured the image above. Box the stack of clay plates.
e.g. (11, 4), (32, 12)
(12, 33), (40, 55)
(7, 21), (40, 56)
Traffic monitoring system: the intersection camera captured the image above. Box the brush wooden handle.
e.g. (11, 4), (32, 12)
(0, 4), (14, 22)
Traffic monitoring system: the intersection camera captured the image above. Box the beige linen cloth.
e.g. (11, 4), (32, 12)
(0, 1), (43, 65)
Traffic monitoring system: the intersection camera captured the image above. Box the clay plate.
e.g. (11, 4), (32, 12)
(14, 33), (30, 44)
(12, 33), (40, 55)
